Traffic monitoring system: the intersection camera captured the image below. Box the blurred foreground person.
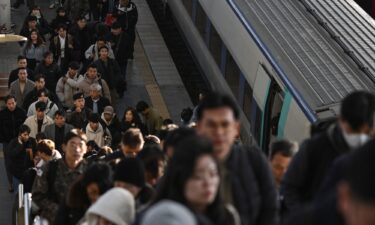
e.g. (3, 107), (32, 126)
(32, 129), (88, 224)
(281, 91), (375, 215)
(151, 135), (240, 225)
(83, 188), (135, 225)
(196, 92), (278, 225)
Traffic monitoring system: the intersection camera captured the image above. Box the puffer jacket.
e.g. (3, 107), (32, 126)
(85, 123), (112, 147)
(56, 72), (84, 108)
(78, 73), (111, 101)
(84, 43), (115, 62)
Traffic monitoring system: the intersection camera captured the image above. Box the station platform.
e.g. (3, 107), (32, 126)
(0, 0), (192, 224)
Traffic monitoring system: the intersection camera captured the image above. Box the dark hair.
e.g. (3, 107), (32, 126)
(162, 119), (174, 126)
(26, 29), (44, 47)
(26, 15), (37, 22)
(181, 107), (193, 123)
(43, 51), (53, 59)
(137, 145), (166, 179)
(136, 101), (149, 113)
(34, 74), (45, 82)
(54, 109), (65, 118)
(17, 55), (27, 61)
(96, 36), (106, 43)
(197, 92), (240, 121)
(37, 88), (49, 97)
(122, 128), (143, 148)
(4, 95), (16, 103)
(111, 21), (122, 29)
(76, 15), (86, 22)
(67, 162), (112, 208)
(19, 124), (31, 134)
(35, 101), (46, 111)
(56, 6), (65, 13)
(68, 61), (80, 70)
(154, 135), (232, 225)
(345, 139), (375, 203)
(163, 128), (196, 154)
(270, 139), (297, 160)
(36, 140), (53, 156)
(86, 140), (100, 152)
(341, 91), (375, 131)
(36, 132), (47, 140)
(122, 107), (143, 124)
(63, 129), (87, 144)
(87, 63), (97, 70)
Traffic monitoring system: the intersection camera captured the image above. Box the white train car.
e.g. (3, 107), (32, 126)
(167, 0), (375, 151)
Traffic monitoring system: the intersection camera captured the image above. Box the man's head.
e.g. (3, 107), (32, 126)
(114, 158), (145, 197)
(57, 24), (67, 38)
(111, 22), (122, 36)
(37, 88), (49, 103)
(137, 145), (166, 187)
(17, 56), (27, 68)
(35, 101), (47, 120)
(338, 139), (375, 225)
(56, 7), (66, 17)
(18, 68), (28, 82)
(269, 139), (297, 188)
(5, 95), (17, 112)
(68, 61), (80, 77)
(98, 46), (109, 60)
(121, 128), (144, 157)
(62, 129), (87, 167)
(43, 51), (54, 65)
(89, 83), (102, 100)
(136, 101), (150, 116)
(73, 93), (85, 109)
(27, 16), (37, 29)
(88, 113), (100, 131)
(36, 139), (54, 161)
(340, 91), (375, 149)
(76, 16), (87, 29)
(19, 124), (31, 143)
(34, 74), (46, 90)
(87, 64), (98, 80)
(54, 110), (66, 128)
(96, 37), (106, 49)
(196, 92), (240, 161)
(103, 106), (114, 122)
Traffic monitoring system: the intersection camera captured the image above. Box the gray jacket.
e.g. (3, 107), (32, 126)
(20, 43), (48, 62)
(56, 72), (84, 108)
(78, 73), (111, 101)
(9, 79), (35, 109)
(44, 123), (74, 140)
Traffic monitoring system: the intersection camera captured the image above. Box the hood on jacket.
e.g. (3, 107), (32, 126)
(101, 113), (116, 126)
(86, 123), (104, 134)
(85, 188), (135, 225)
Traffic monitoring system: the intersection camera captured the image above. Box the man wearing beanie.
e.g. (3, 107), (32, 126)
(66, 92), (92, 129)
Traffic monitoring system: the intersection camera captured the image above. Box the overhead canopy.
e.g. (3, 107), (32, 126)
(0, 34), (27, 43)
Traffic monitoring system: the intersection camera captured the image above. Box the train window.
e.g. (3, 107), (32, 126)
(243, 80), (253, 122)
(225, 53), (241, 96)
(182, 0), (193, 17)
(195, 3), (208, 40)
(209, 25), (222, 66)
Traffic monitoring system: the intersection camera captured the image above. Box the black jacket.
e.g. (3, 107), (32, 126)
(22, 88), (61, 111)
(110, 32), (132, 64)
(8, 68), (35, 88)
(226, 144), (278, 225)
(120, 120), (148, 136)
(113, 2), (138, 36)
(69, 24), (93, 62)
(34, 62), (62, 92)
(280, 124), (351, 214)
(84, 96), (110, 115)
(100, 115), (122, 149)
(49, 34), (80, 67)
(94, 58), (121, 90)
(0, 107), (27, 143)
(6, 137), (36, 180)
(66, 107), (92, 129)
(50, 16), (72, 33)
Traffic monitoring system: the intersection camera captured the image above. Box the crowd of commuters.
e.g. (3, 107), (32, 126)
(2, 1), (375, 225)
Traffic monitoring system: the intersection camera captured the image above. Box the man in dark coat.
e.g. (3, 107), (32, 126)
(8, 56), (35, 88)
(69, 17), (93, 68)
(44, 110), (74, 152)
(280, 91), (375, 216)
(109, 21), (131, 79)
(0, 95), (27, 191)
(196, 92), (278, 225)
(66, 93), (92, 129)
(84, 83), (111, 115)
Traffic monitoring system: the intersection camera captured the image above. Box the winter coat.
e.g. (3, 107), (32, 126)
(280, 124), (351, 214)
(143, 108), (163, 135)
(120, 120), (148, 136)
(9, 79), (35, 109)
(0, 107), (27, 143)
(6, 137), (36, 180)
(49, 34), (80, 69)
(100, 113), (121, 148)
(50, 16), (72, 32)
(56, 72), (84, 108)
(20, 43), (48, 64)
(85, 123), (112, 147)
(109, 32), (132, 64)
(84, 96), (110, 115)
(93, 58), (121, 90)
(84, 188), (135, 225)
(23, 115), (54, 138)
(27, 100), (59, 118)
(69, 24), (93, 61)
(34, 62), (62, 92)
(64, 0), (90, 21)
(225, 144), (278, 225)
(84, 43), (115, 62)
(113, 2), (138, 36)
(78, 73), (111, 101)
(23, 87), (60, 111)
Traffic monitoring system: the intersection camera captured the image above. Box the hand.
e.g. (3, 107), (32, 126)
(62, 77), (68, 83)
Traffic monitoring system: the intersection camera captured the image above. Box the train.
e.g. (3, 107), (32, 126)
(166, 0), (375, 151)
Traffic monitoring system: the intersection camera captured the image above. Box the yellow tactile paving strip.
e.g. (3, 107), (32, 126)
(134, 33), (171, 120)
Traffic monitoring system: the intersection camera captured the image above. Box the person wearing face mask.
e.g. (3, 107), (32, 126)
(280, 91), (375, 218)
